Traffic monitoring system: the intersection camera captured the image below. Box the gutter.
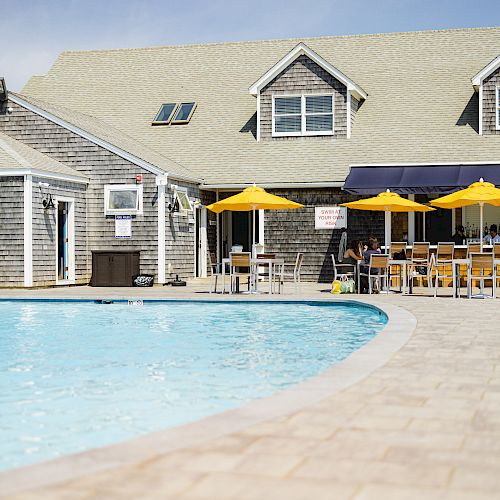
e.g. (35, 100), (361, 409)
(200, 181), (344, 190)
(0, 168), (88, 184)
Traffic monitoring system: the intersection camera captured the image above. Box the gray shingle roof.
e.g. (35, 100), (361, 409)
(22, 27), (500, 186)
(0, 131), (87, 180)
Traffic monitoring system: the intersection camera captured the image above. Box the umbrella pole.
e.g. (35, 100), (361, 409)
(252, 207), (256, 258)
(384, 209), (391, 252)
(479, 202), (484, 253)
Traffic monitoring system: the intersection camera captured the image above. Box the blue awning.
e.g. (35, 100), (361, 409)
(343, 164), (500, 195)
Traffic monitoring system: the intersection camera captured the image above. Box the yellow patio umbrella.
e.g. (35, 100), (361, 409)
(430, 178), (500, 251)
(341, 190), (435, 251)
(206, 185), (304, 255)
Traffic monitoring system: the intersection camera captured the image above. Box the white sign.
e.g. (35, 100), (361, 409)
(115, 215), (132, 238)
(315, 207), (347, 230)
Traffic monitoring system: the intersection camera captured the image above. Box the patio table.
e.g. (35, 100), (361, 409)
(451, 258), (500, 298)
(221, 257), (284, 294)
(357, 259), (410, 294)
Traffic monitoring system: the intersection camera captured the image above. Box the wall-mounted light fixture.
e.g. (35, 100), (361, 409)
(0, 78), (7, 102)
(167, 198), (180, 213)
(38, 182), (55, 210)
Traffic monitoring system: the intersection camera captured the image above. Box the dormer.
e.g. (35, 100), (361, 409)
(249, 43), (366, 142)
(472, 56), (500, 135)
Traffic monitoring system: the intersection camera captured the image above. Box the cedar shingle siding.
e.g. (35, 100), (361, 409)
(263, 189), (384, 282)
(0, 100), (200, 286)
(482, 66), (500, 135)
(0, 177), (24, 286)
(260, 55), (348, 140)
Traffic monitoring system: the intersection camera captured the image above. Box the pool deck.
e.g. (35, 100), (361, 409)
(1, 282), (500, 499)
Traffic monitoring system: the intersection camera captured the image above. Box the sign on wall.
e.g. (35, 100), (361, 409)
(314, 207), (347, 230)
(115, 215), (132, 238)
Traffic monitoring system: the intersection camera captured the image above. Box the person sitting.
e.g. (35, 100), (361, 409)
(360, 237), (381, 293)
(343, 240), (363, 265)
(452, 225), (466, 245)
(484, 224), (500, 245)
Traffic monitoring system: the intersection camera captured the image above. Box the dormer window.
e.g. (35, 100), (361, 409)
(272, 94), (334, 137)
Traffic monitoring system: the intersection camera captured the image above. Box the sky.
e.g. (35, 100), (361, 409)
(1, 0), (499, 91)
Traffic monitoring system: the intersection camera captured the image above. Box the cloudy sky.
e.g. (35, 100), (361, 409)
(1, 0), (499, 91)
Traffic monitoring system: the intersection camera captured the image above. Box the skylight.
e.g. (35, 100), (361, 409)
(152, 103), (177, 125)
(172, 102), (196, 124)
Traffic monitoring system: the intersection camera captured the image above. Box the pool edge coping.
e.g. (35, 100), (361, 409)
(0, 297), (416, 497)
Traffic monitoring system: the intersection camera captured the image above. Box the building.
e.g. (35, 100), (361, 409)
(1, 27), (500, 286)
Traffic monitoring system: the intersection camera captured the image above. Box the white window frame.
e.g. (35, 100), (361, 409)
(272, 94), (335, 137)
(496, 86), (500, 131)
(173, 186), (193, 213)
(104, 184), (143, 215)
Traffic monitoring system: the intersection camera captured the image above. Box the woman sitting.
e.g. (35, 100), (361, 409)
(360, 237), (381, 293)
(343, 240), (363, 265)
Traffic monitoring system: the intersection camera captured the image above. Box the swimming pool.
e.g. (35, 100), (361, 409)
(0, 299), (386, 470)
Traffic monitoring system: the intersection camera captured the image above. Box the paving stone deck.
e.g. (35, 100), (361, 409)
(1, 282), (499, 499)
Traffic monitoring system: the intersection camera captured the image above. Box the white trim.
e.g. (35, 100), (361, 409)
(471, 55), (500, 87)
(272, 94), (334, 137)
(9, 94), (202, 184)
(256, 94), (261, 142)
(157, 182), (166, 284)
(197, 207), (208, 278)
(23, 174), (33, 287)
(346, 89), (351, 139)
(0, 168), (88, 184)
(479, 84), (483, 135)
(496, 86), (500, 131)
(104, 184), (143, 215)
(54, 196), (76, 285)
(201, 181), (345, 190)
(258, 209), (265, 249)
(249, 42), (367, 101)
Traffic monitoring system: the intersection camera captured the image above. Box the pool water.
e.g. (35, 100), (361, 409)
(0, 300), (386, 470)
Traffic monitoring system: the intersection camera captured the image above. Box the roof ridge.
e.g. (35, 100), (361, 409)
(54, 26), (500, 57)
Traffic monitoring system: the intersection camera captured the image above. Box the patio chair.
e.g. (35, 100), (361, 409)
(208, 252), (222, 293)
(229, 252), (253, 294)
(359, 254), (390, 294)
(494, 243), (500, 286)
(433, 242), (455, 297)
(276, 252), (304, 293)
(331, 253), (356, 282)
(467, 253), (496, 299)
(255, 253), (276, 291)
(388, 242), (407, 291)
(466, 242), (481, 257)
(408, 242), (432, 291)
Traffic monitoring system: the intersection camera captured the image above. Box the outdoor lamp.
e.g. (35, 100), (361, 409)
(0, 78), (7, 102)
(42, 193), (55, 210)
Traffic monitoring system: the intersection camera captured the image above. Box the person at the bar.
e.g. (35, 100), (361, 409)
(483, 224), (500, 245)
(452, 225), (466, 245)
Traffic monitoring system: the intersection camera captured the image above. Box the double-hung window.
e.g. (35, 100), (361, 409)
(272, 94), (334, 137)
(496, 86), (500, 130)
